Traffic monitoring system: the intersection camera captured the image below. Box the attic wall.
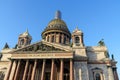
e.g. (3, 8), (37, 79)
(86, 46), (107, 60)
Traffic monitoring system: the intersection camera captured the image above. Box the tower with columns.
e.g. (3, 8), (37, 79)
(17, 29), (32, 48)
(0, 11), (119, 80)
(72, 27), (84, 47)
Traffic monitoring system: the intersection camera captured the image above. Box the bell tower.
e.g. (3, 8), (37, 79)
(72, 27), (84, 47)
(18, 29), (32, 48)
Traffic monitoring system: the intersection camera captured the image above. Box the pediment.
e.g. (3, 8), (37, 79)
(11, 41), (69, 53)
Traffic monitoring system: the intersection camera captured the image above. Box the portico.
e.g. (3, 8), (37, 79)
(4, 53), (74, 80)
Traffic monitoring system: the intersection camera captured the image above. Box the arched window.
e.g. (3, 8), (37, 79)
(75, 37), (80, 43)
(28, 40), (31, 44)
(51, 36), (54, 42)
(0, 71), (5, 80)
(20, 39), (24, 45)
(96, 73), (101, 80)
(92, 68), (103, 80)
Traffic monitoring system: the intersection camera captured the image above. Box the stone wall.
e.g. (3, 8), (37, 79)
(88, 64), (109, 80)
(1, 53), (11, 61)
(86, 46), (107, 60)
(87, 51), (105, 60)
(74, 62), (89, 80)
(73, 47), (87, 57)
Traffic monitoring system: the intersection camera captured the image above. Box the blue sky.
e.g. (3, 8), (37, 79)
(0, 0), (120, 76)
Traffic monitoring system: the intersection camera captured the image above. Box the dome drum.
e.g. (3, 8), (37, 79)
(43, 32), (70, 45)
(42, 29), (71, 39)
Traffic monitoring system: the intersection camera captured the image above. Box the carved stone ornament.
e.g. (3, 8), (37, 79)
(13, 42), (65, 53)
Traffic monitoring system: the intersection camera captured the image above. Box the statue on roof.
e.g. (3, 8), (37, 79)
(98, 39), (105, 46)
(112, 54), (115, 60)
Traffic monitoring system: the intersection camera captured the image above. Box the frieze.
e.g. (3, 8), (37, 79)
(11, 53), (73, 59)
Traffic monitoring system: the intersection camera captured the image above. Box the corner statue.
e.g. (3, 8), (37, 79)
(98, 39), (105, 46)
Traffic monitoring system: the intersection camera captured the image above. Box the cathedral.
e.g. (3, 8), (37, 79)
(0, 11), (119, 80)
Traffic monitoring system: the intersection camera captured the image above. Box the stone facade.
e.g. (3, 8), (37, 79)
(0, 11), (119, 80)
(74, 62), (89, 80)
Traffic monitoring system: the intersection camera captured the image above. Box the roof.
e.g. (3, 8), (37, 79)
(19, 29), (32, 39)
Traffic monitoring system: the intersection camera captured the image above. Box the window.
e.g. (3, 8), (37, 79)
(75, 37), (80, 43)
(0, 71), (5, 80)
(92, 68), (103, 80)
(20, 39), (24, 45)
(95, 73), (101, 80)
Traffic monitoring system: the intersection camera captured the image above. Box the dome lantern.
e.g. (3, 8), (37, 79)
(55, 10), (61, 19)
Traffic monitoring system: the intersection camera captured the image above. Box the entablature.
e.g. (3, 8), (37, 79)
(10, 52), (74, 59)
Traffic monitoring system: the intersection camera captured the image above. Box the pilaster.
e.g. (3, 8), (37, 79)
(74, 61), (89, 80)
(107, 66), (114, 80)
(113, 67), (119, 80)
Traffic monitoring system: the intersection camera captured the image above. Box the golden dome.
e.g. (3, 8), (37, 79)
(42, 18), (71, 37)
(42, 11), (71, 39)
(44, 18), (69, 32)
(48, 19), (67, 27)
